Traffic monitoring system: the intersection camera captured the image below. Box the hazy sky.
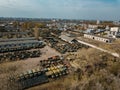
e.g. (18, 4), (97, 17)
(0, 0), (120, 20)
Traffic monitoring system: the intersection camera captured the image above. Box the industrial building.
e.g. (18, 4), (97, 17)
(84, 34), (113, 43)
(108, 27), (120, 38)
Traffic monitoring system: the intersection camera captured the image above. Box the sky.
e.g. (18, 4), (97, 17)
(0, 0), (120, 20)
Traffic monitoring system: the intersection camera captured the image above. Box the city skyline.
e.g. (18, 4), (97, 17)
(0, 0), (120, 20)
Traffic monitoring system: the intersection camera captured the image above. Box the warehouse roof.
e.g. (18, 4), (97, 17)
(59, 35), (74, 43)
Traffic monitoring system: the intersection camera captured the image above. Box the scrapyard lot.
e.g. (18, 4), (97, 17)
(0, 36), (91, 90)
(0, 39), (119, 90)
(0, 45), (61, 90)
(2, 35), (119, 90)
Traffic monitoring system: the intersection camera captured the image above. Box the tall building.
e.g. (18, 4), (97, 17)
(97, 20), (100, 24)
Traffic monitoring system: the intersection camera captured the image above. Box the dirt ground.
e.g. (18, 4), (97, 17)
(0, 46), (61, 90)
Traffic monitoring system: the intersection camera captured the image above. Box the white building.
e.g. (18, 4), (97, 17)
(113, 21), (120, 25)
(88, 25), (98, 29)
(108, 27), (120, 38)
(97, 20), (100, 24)
(84, 34), (113, 43)
(105, 25), (110, 30)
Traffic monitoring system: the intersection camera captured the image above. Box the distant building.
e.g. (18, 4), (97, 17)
(97, 20), (100, 24)
(88, 24), (98, 29)
(105, 25), (110, 31)
(113, 21), (120, 25)
(108, 27), (120, 38)
(84, 34), (114, 43)
(84, 29), (95, 34)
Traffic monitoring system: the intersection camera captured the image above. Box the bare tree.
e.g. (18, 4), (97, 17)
(34, 26), (39, 40)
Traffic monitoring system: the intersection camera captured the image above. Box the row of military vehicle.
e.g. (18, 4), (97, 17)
(47, 38), (89, 54)
(0, 37), (36, 42)
(12, 56), (70, 89)
(0, 41), (45, 53)
(0, 50), (41, 63)
(13, 65), (68, 89)
(39, 56), (70, 78)
(40, 55), (64, 68)
(52, 43), (80, 54)
(0, 32), (33, 39)
(16, 65), (68, 82)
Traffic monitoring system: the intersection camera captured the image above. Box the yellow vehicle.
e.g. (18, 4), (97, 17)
(46, 71), (53, 77)
(47, 67), (51, 71)
(56, 68), (62, 76)
(52, 69), (59, 77)
(50, 67), (55, 71)
(53, 66), (57, 69)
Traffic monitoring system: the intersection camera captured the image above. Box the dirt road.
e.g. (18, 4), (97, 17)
(77, 39), (120, 58)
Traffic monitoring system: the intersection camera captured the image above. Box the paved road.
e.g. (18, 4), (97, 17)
(77, 39), (120, 58)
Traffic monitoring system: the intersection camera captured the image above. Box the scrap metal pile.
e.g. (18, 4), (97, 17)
(12, 56), (70, 89)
